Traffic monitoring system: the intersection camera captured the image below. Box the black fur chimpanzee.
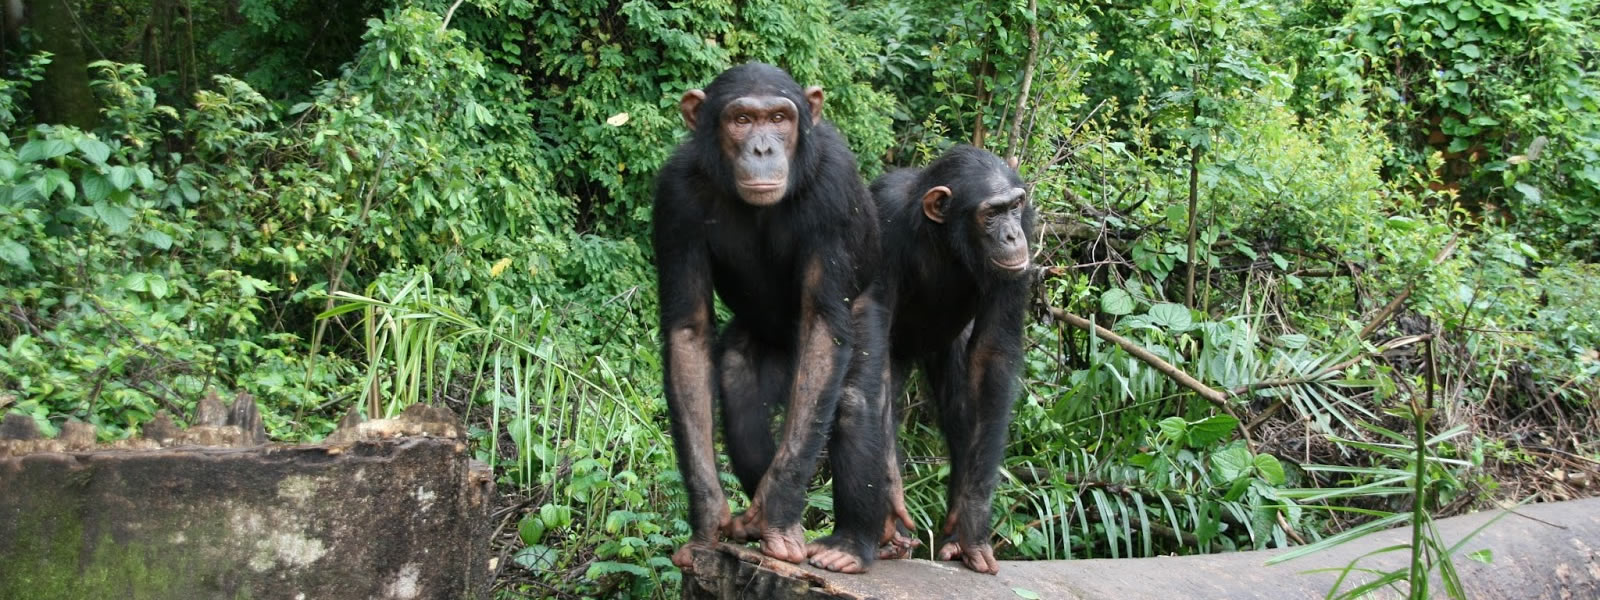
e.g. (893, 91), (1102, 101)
(870, 145), (1034, 574)
(652, 63), (890, 574)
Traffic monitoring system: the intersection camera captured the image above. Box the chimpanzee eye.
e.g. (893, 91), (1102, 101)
(736, 114), (752, 125)
(772, 113), (785, 123)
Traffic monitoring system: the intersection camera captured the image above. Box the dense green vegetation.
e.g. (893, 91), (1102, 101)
(2, 0), (1596, 597)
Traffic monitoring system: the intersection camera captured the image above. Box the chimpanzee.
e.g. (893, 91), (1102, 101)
(652, 63), (890, 574)
(869, 145), (1034, 574)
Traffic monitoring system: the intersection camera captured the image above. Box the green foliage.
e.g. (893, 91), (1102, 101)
(1308, 0), (1600, 257)
(4, 2), (1598, 598)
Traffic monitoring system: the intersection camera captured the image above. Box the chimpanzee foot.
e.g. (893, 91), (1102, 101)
(878, 518), (920, 559)
(672, 505), (732, 570)
(671, 541), (712, 570)
(725, 504), (765, 541)
(727, 506), (807, 562)
(807, 534), (874, 573)
(936, 538), (999, 574)
(877, 529), (920, 559)
(760, 523), (809, 563)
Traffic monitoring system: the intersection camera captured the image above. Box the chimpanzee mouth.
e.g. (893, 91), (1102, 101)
(992, 256), (1029, 271)
(738, 181), (785, 193)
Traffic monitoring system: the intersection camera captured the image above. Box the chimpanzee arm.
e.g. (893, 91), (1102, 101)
(943, 278), (1028, 574)
(653, 187), (727, 567)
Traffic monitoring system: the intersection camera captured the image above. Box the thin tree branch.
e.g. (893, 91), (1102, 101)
(442, 0), (467, 30)
(1004, 0), (1039, 164)
(1047, 307), (1229, 409)
(1358, 235), (1460, 339)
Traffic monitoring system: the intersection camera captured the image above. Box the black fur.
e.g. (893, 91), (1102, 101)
(653, 62), (889, 570)
(872, 145), (1034, 572)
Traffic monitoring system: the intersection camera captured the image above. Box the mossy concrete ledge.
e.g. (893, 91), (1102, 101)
(0, 404), (494, 600)
(683, 496), (1600, 600)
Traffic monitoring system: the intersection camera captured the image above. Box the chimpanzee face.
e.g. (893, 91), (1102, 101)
(717, 95), (799, 206)
(975, 186), (1029, 275)
(679, 85), (825, 207)
(972, 179), (1030, 277)
(919, 171), (1031, 279)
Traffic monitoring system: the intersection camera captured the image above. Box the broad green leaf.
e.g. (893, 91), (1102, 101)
(108, 166), (135, 191)
(141, 229), (174, 250)
(0, 239), (29, 269)
(1211, 446), (1252, 481)
(82, 173), (112, 202)
(1253, 454), (1286, 485)
(517, 513), (546, 545)
(44, 169), (72, 200)
(1101, 288), (1134, 316)
(17, 138), (72, 163)
(1385, 216), (1418, 231)
(93, 202), (132, 233)
(1223, 474), (1251, 502)
(121, 272), (149, 292)
(1468, 549), (1492, 564)
(1276, 333), (1308, 349)
(75, 138), (111, 164)
(540, 503), (573, 529)
(1188, 415), (1239, 447)
(1148, 303), (1193, 332)
(511, 544), (555, 571)
(1158, 416), (1188, 442)
(1514, 182), (1541, 203)
(146, 275), (170, 299)
(1013, 588), (1042, 599)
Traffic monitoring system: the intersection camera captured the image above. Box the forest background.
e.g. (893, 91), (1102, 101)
(2, 0), (1597, 597)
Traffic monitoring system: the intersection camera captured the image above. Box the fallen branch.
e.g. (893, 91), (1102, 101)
(1047, 307), (1228, 408)
(1357, 235), (1459, 340)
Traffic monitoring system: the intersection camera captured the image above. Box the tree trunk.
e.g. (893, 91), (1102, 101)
(28, 0), (98, 128)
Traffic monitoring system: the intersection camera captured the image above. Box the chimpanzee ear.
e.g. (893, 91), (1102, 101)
(920, 186), (951, 224)
(680, 89), (706, 131)
(804, 86), (824, 125)
(1006, 156), (1020, 169)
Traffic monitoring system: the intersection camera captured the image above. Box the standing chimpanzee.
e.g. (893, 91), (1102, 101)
(870, 145), (1034, 574)
(652, 63), (890, 574)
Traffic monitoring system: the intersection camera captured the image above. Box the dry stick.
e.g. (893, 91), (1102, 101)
(972, 44), (992, 147)
(1183, 98), (1201, 308)
(1046, 307), (1233, 412)
(1003, 0), (1040, 164)
(1357, 235), (1460, 340)
(442, 0), (467, 29)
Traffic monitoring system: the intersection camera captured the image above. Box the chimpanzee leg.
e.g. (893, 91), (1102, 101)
(924, 341), (972, 555)
(716, 322), (788, 499)
(931, 323), (1014, 575)
(807, 292), (892, 573)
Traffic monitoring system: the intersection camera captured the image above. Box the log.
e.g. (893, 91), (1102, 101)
(682, 497), (1600, 599)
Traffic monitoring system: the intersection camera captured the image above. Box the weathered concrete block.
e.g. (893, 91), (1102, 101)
(0, 438), (493, 600)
